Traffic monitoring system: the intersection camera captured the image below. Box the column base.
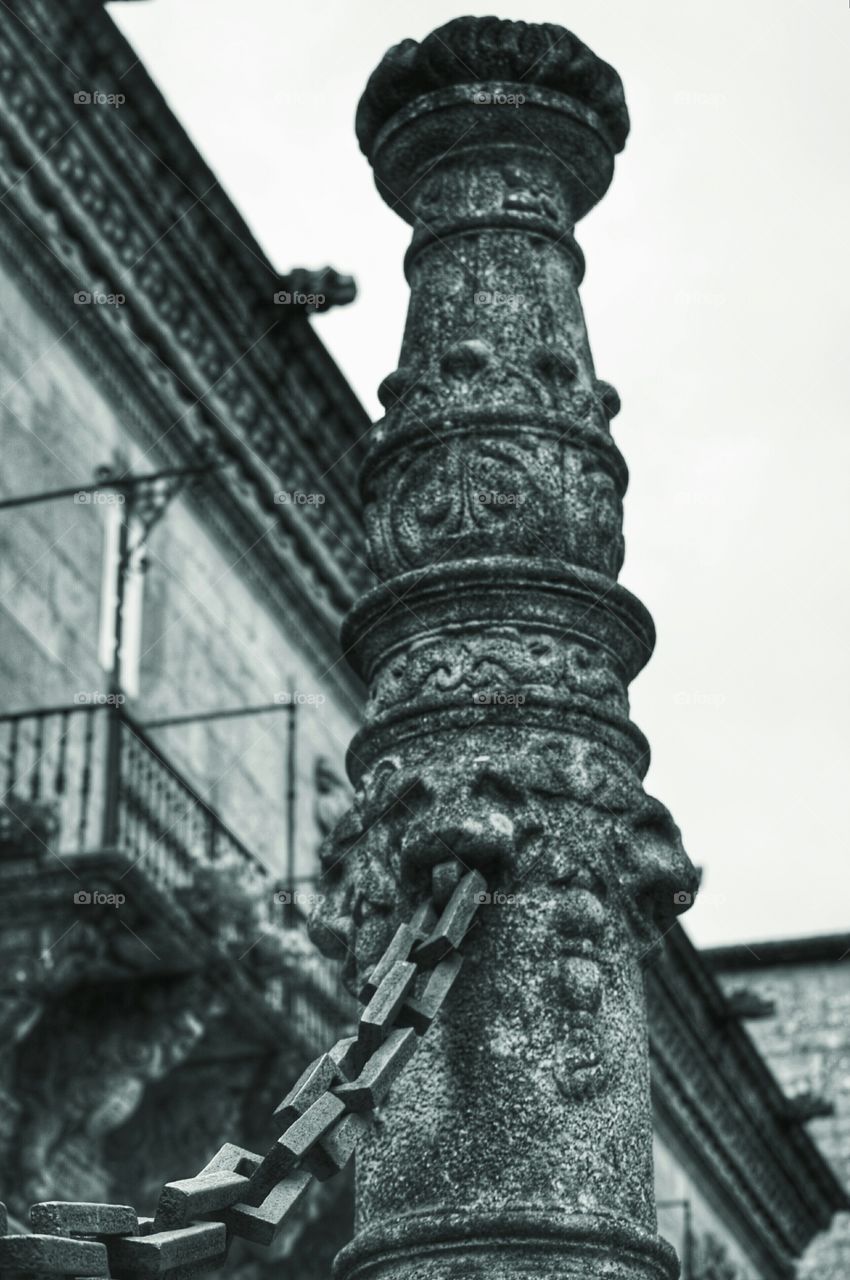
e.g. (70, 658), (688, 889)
(334, 1209), (679, 1280)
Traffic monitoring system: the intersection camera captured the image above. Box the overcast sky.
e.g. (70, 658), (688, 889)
(108, 0), (849, 948)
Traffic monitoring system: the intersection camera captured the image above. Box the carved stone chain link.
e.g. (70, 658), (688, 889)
(0, 871), (486, 1279)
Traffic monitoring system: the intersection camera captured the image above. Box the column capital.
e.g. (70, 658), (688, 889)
(356, 17), (630, 223)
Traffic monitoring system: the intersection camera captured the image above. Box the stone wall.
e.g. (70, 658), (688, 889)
(655, 1134), (763, 1280)
(0, 263), (358, 884)
(0, 251), (360, 1278)
(712, 949), (850, 1279)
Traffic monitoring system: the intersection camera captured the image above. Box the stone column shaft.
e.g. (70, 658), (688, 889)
(310, 18), (698, 1280)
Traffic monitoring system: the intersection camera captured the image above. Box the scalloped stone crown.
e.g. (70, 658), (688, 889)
(355, 15), (630, 159)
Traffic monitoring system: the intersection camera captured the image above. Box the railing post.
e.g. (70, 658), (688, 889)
(284, 697), (297, 928)
(310, 18), (698, 1280)
(101, 493), (131, 850)
(100, 702), (122, 850)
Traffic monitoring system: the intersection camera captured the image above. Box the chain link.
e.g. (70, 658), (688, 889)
(0, 868), (486, 1278)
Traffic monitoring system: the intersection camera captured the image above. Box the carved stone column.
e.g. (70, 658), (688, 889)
(310, 18), (698, 1280)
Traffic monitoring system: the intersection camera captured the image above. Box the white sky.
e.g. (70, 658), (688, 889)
(108, 0), (849, 947)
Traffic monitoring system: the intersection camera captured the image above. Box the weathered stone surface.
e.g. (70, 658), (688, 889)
(0, 1233), (109, 1275)
(199, 1141), (262, 1178)
(153, 1171), (248, 1231)
(397, 953), (463, 1036)
(250, 1091), (347, 1204)
(360, 924), (417, 1001)
(104, 1220), (226, 1276)
(309, 14), (697, 1279)
(334, 1028), (418, 1112)
(355, 17), (631, 162)
(273, 1052), (345, 1134)
(304, 1113), (371, 1183)
(221, 1168), (312, 1246)
(357, 962), (417, 1055)
(412, 870), (487, 966)
(30, 1199), (138, 1237)
(708, 940), (850, 1279)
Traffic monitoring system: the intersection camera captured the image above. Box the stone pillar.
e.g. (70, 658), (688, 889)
(310, 18), (698, 1280)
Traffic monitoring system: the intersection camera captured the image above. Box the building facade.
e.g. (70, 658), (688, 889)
(0, 4), (844, 1278)
(709, 934), (850, 1280)
(0, 1), (366, 1273)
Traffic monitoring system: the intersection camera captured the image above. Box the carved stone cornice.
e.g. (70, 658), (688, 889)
(0, 0), (370, 706)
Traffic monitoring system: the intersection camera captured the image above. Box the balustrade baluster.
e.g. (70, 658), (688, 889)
(160, 763), (172, 879)
(54, 711), (69, 797)
(125, 729), (138, 862)
(146, 749), (158, 881)
(140, 749), (151, 869)
(3, 717), (19, 797)
(52, 710), (70, 853)
(158, 759), (172, 886)
(115, 720), (126, 851)
(78, 708), (95, 849)
(29, 714), (44, 801)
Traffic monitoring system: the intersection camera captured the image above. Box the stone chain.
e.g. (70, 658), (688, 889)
(0, 868), (487, 1279)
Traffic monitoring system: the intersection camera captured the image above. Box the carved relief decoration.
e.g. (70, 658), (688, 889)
(310, 733), (693, 1101)
(366, 627), (628, 719)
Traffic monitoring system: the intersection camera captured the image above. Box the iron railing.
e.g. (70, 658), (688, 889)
(0, 703), (355, 1034)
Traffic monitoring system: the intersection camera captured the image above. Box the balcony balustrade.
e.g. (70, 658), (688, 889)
(0, 702), (354, 1047)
